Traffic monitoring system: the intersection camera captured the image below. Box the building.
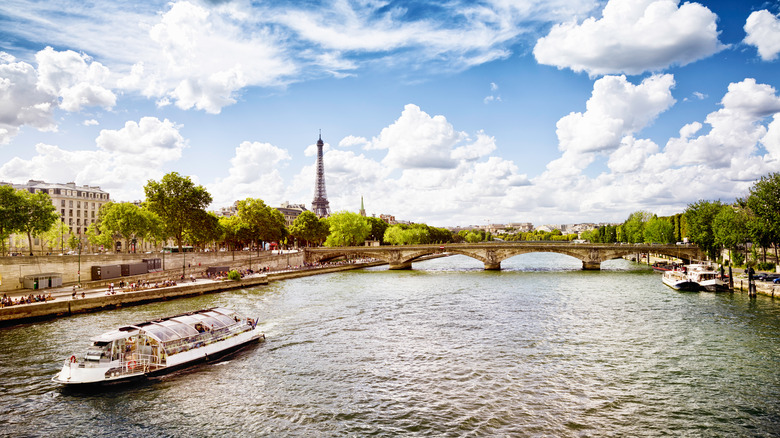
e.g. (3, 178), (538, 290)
(214, 202), (239, 218)
(276, 202), (308, 227)
(4, 180), (110, 236)
(379, 214), (396, 225)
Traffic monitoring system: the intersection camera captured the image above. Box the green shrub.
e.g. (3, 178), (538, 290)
(227, 270), (241, 281)
(757, 262), (776, 272)
(731, 252), (745, 267)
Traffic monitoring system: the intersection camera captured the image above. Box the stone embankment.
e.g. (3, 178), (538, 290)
(0, 261), (385, 326)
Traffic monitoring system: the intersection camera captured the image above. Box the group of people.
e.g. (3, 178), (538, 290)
(2, 293), (54, 306)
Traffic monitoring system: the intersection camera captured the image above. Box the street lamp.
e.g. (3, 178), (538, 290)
(77, 241), (82, 286)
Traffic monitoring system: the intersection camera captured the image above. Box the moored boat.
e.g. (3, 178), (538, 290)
(686, 264), (729, 292)
(52, 307), (264, 386)
(662, 269), (700, 292)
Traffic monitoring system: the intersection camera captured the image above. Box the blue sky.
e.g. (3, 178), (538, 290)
(0, 0), (779, 227)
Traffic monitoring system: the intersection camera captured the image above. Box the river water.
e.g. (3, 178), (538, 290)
(1, 254), (779, 437)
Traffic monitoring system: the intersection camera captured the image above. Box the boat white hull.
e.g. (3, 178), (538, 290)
(53, 327), (264, 386)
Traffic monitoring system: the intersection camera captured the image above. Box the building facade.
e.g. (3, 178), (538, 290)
(2, 180), (110, 253)
(6, 180), (110, 235)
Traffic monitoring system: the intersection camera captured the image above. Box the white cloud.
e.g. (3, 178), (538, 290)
(208, 141), (292, 206)
(35, 47), (116, 112)
(119, 1), (297, 114)
(96, 117), (186, 165)
(744, 10), (780, 61)
(533, 0), (724, 75)
(557, 74), (676, 154)
(338, 135), (369, 148)
(0, 53), (57, 144)
(83, 119), (99, 126)
(0, 116), (189, 201)
(660, 78), (780, 168)
(369, 104), (461, 169)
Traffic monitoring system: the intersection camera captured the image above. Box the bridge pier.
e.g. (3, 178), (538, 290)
(484, 262), (501, 271)
(389, 261), (412, 270)
(582, 261), (601, 270)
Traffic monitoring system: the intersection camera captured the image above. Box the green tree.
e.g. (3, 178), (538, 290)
(714, 205), (750, 265)
(237, 198), (288, 246)
(622, 211), (652, 243)
(144, 172), (213, 253)
(99, 202), (151, 253)
(366, 216), (389, 244)
(324, 211), (370, 247)
(289, 211), (329, 247)
(41, 220), (70, 254)
(85, 222), (113, 252)
(745, 172), (780, 263)
(186, 210), (222, 250)
(685, 200), (724, 260)
(644, 216), (675, 243)
(0, 186), (27, 255)
(18, 191), (58, 255)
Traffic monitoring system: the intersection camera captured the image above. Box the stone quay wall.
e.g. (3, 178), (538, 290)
(0, 251), (305, 293)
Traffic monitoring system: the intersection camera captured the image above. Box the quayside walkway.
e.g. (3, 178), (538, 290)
(305, 242), (703, 271)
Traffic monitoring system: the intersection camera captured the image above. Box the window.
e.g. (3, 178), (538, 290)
(77, 210), (80, 217)
(77, 201), (81, 208)
(68, 209), (72, 216)
(69, 218), (73, 225)
(69, 201), (73, 208)
(77, 219), (81, 226)
(61, 209), (65, 216)
(77, 227), (81, 234)
(91, 211), (95, 218)
(60, 200), (65, 207)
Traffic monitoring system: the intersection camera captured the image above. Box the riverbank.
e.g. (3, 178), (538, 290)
(0, 261), (385, 326)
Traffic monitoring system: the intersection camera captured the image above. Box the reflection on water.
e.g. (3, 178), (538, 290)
(1, 254), (779, 436)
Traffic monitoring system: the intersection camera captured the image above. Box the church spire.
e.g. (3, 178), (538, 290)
(359, 196), (366, 217)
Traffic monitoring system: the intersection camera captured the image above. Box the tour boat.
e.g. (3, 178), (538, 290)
(52, 307), (264, 386)
(662, 269), (700, 292)
(686, 264), (728, 292)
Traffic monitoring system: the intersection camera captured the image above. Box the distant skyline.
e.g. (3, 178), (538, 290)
(1, 0), (779, 227)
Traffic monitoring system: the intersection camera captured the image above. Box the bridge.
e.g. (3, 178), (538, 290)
(303, 242), (704, 271)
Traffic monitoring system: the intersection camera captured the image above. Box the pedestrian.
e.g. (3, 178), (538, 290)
(81, 291), (85, 299)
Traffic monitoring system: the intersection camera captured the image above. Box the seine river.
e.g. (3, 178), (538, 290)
(2, 254), (780, 436)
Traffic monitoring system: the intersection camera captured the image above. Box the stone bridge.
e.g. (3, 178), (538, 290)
(303, 242), (704, 271)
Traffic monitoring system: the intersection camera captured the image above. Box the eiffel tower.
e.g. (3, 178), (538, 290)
(311, 132), (331, 218)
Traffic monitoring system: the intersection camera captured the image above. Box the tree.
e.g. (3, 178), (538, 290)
(99, 202), (151, 253)
(324, 211), (370, 247)
(685, 200), (724, 260)
(237, 198), (288, 246)
(18, 191), (58, 255)
(41, 221), (70, 254)
(85, 222), (113, 252)
(289, 211), (329, 247)
(713, 205), (749, 265)
(644, 216), (675, 244)
(745, 172), (780, 262)
(144, 172), (212, 253)
(366, 216), (389, 244)
(186, 210), (222, 250)
(622, 211), (652, 243)
(0, 186), (27, 255)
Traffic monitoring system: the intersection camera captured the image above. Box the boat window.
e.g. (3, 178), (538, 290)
(202, 312), (233, 328)
(85, 341), (111, 361)
(143, 325), (178, 342)
(159, 320), (199, 338)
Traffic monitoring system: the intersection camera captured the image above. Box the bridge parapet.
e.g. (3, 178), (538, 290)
(304, 243), (703, 271)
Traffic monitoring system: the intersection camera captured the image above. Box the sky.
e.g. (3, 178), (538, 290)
(0, 0), (779, 227)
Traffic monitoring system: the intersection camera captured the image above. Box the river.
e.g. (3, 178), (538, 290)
(1, 254), (779, 436)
